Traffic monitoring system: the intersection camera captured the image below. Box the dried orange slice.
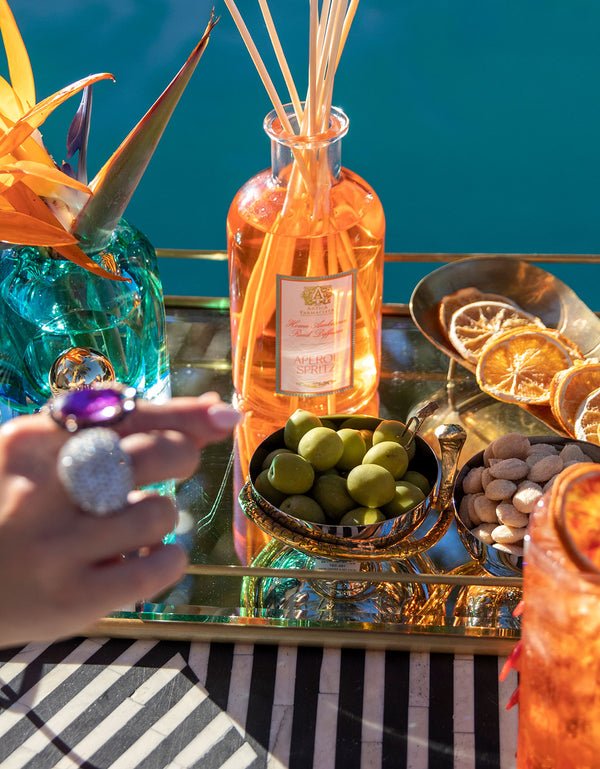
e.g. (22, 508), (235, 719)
(476, 326), (575, 405)
(437, 287), (518, 336)
(574, 386), (600, 444)
(448, 300), (543, 363)
(551, 462), (600, 573)
(544, 330), (585, 361)
(550, 360), (600, 435)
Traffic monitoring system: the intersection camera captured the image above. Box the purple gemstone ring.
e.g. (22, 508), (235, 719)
(47, 383), (137, 433)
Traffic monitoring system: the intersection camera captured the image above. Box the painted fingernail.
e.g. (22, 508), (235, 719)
(198, 391), (222, 404)
(207, 404), (241, 431)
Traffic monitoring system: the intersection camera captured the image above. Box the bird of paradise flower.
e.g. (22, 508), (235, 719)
(0, 0), (216, 280)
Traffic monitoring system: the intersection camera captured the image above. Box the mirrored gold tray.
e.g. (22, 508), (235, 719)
(88, 253), (600, 654)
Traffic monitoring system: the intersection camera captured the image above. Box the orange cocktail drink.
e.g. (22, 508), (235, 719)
(517, 464), (600, 768)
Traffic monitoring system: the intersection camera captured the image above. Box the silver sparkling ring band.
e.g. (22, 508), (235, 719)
(57, 428), (135, 516)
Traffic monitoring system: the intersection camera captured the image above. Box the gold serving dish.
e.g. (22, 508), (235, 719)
(239, 416), (466, 561)
(409, 256), (600, 435)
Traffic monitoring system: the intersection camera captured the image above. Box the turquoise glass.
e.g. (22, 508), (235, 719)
(0, 219), (171, 422)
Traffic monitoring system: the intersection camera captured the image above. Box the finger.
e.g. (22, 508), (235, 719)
(69, 492), (179, 562)
(0, 415), (65, 482)
(84, 544), (187, 610)
(113, 395), (241, 448)
(3, 391), (238, 455)
(119, 430), (200, 486)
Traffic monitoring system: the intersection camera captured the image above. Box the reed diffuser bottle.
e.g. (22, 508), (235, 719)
(226, 0), (385, 425)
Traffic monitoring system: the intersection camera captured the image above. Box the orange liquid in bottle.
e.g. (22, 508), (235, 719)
(228, 122), (385, 430)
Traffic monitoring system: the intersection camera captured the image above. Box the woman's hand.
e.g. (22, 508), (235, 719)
(0, 391), (239, 648)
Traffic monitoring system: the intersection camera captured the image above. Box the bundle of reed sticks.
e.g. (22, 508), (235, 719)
(224, 0), (360, 141)
(225, 0), (381, 418)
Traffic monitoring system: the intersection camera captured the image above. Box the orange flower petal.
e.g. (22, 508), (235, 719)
(0, 181), (123, 280)
(5, 160), (91, 194)
(0, 209), (77, 245)
(0, 0), (35, 110)
(0, 74), (23, 120)
(2, 178), (62, 222)
(0, 113), (57, 166)
(53, 241), (127, 281)
(13, 132), (59, 166)
(0, 72), (114, 158)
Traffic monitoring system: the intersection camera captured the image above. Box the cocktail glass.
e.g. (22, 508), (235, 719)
(517, 467), (600, 768)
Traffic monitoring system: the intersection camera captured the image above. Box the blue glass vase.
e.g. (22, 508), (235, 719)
(0, 219), (171, 422)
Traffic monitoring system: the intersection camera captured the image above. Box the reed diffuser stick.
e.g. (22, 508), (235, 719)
(337, 0), (360, 68)
(308, 0), (319, 135)
(224, 0), (315, 191)
(320, 0), (348, 129)
(317, 0), (333, 59)
(223, 0), (295, 135)
(314, 0), (344, 128)
(258, 0), (304, 124)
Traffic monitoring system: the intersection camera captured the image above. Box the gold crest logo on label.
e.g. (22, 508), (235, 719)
(301, 285), (333, 306)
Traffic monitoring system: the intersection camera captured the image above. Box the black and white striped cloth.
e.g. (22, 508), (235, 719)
(0, 638), (518, 768)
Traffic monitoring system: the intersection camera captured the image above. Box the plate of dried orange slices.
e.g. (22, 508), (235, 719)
(410, 256), (600, 442)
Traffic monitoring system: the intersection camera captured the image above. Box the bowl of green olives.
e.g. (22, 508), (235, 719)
(239, 408), (467, 560)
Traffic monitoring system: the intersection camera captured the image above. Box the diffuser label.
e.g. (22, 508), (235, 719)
(276, 270), (356, 395)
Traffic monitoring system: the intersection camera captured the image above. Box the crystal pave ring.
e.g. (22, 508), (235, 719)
(48, 383), (137, 516)
(57, 428), (134, 516)
(48, 383), (137, 433)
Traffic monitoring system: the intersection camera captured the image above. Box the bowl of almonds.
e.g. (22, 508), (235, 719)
(453, 432), (600, 574)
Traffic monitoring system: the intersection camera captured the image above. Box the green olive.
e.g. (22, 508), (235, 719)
(312, 474), (356, 521)
(297, 426), (344, 471)
(336, 428), (367, 471)
(346, 464), (396, 507)
(268, 452), (315, 494)
(362, 440), (409, 479)
(340, 415), (381, 431)
(382, 481), (426, 518)
(280, 495), (326, 523)
(373, 419), (407, 444)
(401, 470), (431, 496)
(261, 448), (294, 471)
(340, 507), (386, 526)
(373, 419), (416, 460)
(254, 469), (287, 506)
(283, 409), (322, 451)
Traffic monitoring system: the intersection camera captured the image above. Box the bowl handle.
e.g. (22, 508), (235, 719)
(434, 424), (467, 513)
(379, 424), (467, 559)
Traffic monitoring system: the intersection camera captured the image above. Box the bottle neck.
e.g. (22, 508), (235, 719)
(264, 105), (349, 188)
(270, 134), (343, 185)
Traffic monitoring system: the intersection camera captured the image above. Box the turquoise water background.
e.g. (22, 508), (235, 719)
(9, 1), (600, 305)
